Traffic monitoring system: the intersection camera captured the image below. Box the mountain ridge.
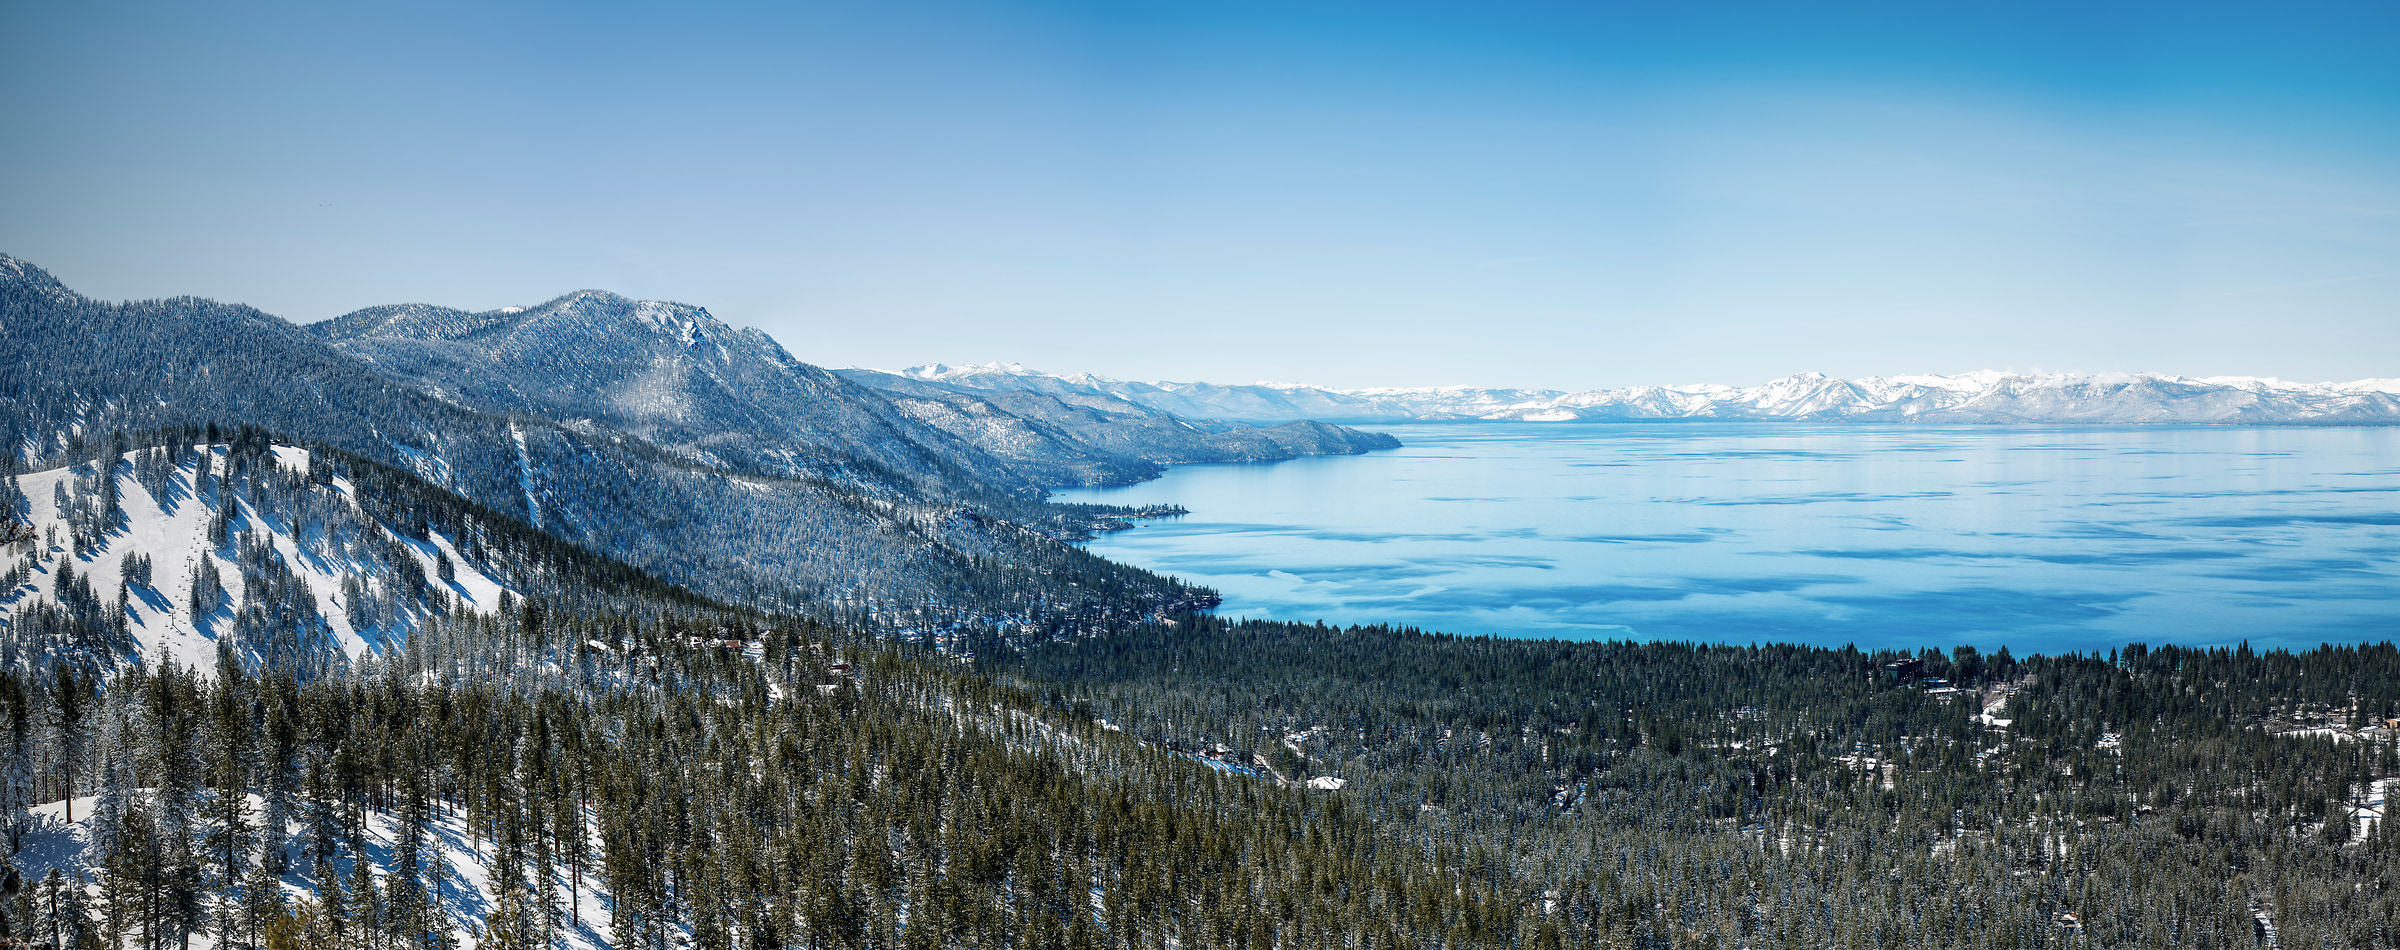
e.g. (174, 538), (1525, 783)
(0, 254), (1217, 632)
(311, 288), (1051, 496)
(880, 362), (2400, 425)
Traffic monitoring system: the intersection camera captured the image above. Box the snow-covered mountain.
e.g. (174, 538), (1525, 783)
(315, 293), (1396, 492)
(837, 367), (1399, 474)
(886, 363), (2400, 425)
(313, 293), (1055, 496)
(0, 255), (1216, 628)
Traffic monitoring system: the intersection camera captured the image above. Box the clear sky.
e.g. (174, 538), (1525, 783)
(4, 0), (2395, 390)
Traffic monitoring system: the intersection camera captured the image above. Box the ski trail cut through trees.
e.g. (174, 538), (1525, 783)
(511, 423), (542, 530)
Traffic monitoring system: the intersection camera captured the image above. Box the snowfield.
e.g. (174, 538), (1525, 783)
(16, 793), (622, 950)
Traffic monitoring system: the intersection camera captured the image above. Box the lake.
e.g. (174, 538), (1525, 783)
(1054, 423), (2400, 655)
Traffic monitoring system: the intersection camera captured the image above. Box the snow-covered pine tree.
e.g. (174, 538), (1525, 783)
(37, 867), (93, 950)
(256, 695), (300, 874)
(96, 431), (127, 531)
(203, 643), (258, 942)
(189, 559), (224, 619)
(49, 668), (87, 826)
(0, 676), (34, 856)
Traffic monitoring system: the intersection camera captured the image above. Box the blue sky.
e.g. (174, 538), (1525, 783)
(4, 0), (2394, 389)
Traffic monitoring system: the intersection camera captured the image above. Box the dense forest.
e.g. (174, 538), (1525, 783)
(993, 618), (2400, 948)
(0, 606), (1565, 950)
(2, 600), (2393, 947)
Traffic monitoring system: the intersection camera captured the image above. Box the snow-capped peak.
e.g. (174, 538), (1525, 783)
(899, 361), (1046, 381)
(883, 366), (2400, 425)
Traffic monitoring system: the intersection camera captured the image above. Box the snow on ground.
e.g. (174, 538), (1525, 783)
(3, 444), (514, 670)
(1976, 690), (2015, 730)
(509, 424), (544, 531)
(15, 793), (621, 950)
(2340, 777), (2396, 839)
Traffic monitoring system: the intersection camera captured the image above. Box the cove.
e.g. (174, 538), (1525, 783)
(1054, 423), (2400, 655)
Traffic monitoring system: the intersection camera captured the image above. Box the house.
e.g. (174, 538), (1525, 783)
(1883, 658), (1926, 682)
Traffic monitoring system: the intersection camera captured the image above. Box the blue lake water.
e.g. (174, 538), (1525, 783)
(1055, 424), (2400, 655)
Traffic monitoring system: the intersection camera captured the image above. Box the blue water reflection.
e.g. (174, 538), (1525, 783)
(1054, 423), (2400, 654)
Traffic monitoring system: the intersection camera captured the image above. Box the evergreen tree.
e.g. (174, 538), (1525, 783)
(0, 676), (35, 855)
(54, 667), (89, 826)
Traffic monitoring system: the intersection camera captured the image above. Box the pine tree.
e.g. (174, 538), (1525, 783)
(314, 856), (349, 948)
(239, 857), (286, 950)
(0, 675), (35, 856)
(147, 659), (207, 950)
(208, 490), (237, 549)
(480, 886), (543, 950)
(190, 559), (224, 619)
(345, 846), (379, 950)
(54, 667), (88, 826)
(204, 645), (259, 945)
(39, 867), (92, 950)
(97, 431), (127, 530)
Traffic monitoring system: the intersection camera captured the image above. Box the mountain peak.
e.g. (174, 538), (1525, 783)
(316, 288), (731, 347)
(0, 254), (77, 303)
(900, 361), (1045, 380)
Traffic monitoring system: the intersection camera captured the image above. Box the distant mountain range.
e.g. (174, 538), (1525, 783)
(873, 362), (2400, 425)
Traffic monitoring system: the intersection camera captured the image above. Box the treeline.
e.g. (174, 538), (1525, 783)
(993, 617), (2400, 947)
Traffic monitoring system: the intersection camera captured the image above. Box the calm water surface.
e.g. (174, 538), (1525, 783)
(1055, 424), (2400, 654)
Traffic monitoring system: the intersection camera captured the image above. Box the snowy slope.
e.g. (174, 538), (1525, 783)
(2, 444), (513, 672)
(884, 363), (2400, 425)
(15, 794), (620, 950)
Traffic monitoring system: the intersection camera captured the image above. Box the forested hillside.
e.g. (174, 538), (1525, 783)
(1, 603), (1563, 950)
(0, 422), (1421, 948)
(310, 293), (1059, 497)
(995, 619), (2400, 947)
(0, 256), (1217, 631)
(14, 600), (2392, 948)
(838, 369), (1399, 479)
